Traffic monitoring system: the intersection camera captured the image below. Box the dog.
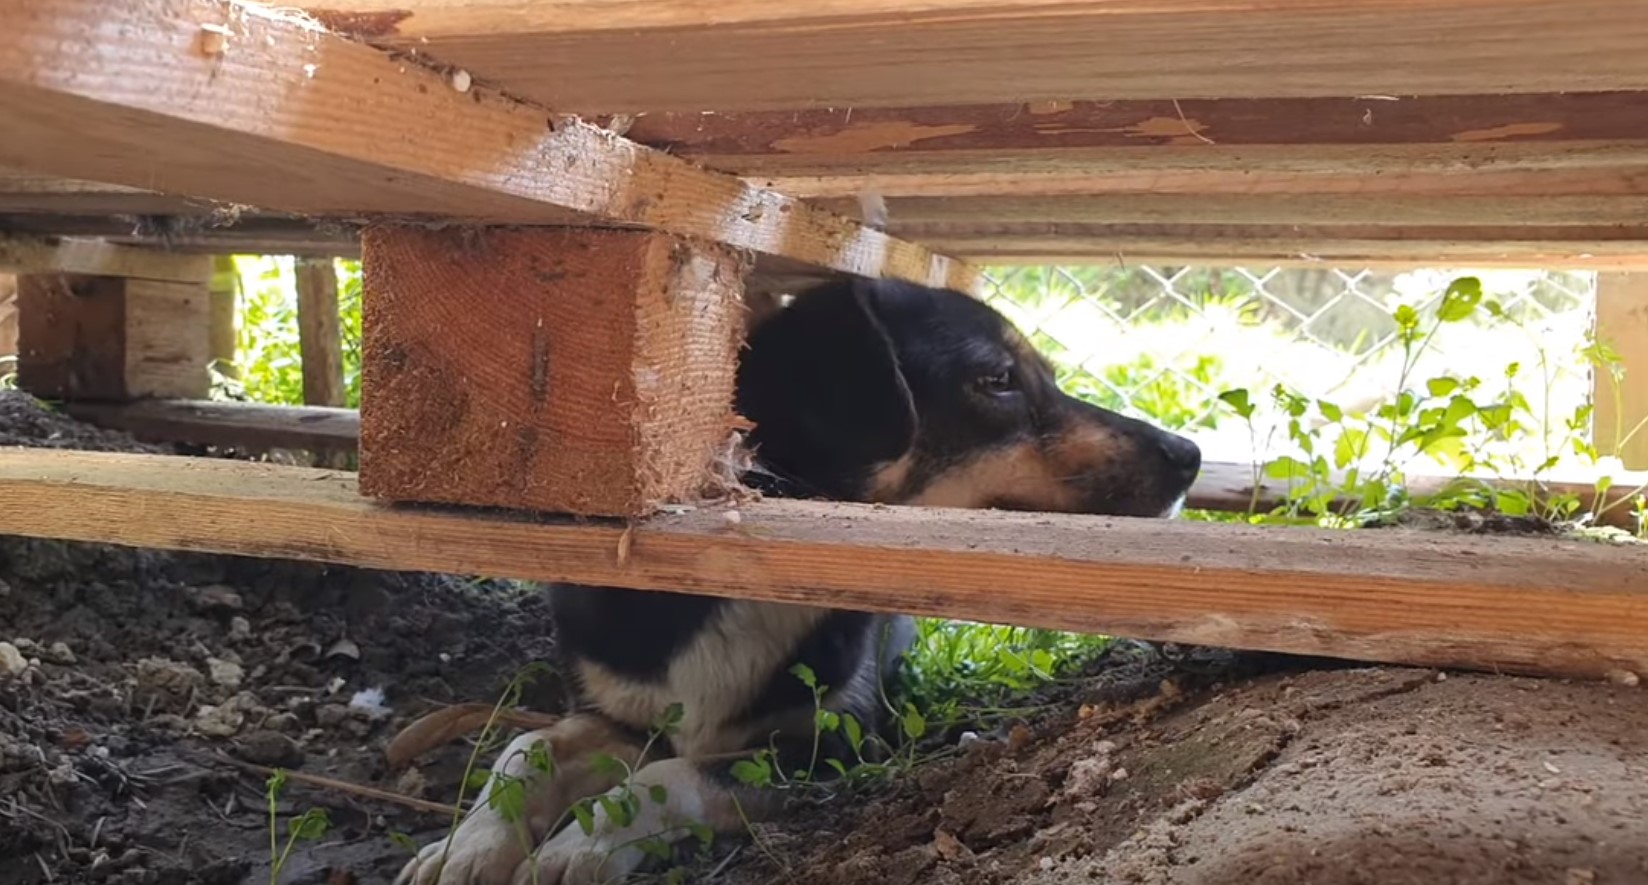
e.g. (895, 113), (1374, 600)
(397, 278), (1202, 885)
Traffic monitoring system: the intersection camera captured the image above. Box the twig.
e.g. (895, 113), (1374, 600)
(204, 753), (459, 816)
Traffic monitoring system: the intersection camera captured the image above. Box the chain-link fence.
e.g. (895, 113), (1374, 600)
(982, 265), (1600, 475)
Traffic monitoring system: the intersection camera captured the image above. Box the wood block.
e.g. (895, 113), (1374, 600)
(17, 273), (210, 400)
(359, 226), (752, 518)
(0, 273), (15, 358)
(295, 257), (346, 408)
(1594, 273), (1648, 470)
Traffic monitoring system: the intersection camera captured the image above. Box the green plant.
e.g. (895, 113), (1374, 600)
(265, 769), (331, 885)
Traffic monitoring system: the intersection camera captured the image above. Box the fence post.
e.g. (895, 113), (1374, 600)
(1593, 272), (1648, 470)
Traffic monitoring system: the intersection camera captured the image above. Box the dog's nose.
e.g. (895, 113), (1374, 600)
(1157, 433), (1202, 483)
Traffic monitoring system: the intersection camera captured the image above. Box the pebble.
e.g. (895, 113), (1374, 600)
(1605, 669), (1640, 687)
(315, 703), (351, 728)
(234, 730), (305, 768)
(186, 584), (244, 613)
(228, 617), (252, 642)
(207, 657), (245, 689)
(47, 641), (76, 665)
(0, 642), (28, 679)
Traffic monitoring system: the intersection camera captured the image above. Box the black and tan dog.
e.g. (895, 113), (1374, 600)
(398, 279), (1202, 884)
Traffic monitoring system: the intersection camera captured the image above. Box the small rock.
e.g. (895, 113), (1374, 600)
(0, 642), (28, 679)
(1606, 669), (1640, 687)
(1110, 767), (1130, 782)
(1567, 869), (1597, 885)
(315, 703), (351, 728)
(13, 638), (40, 656)
(134, 658), (205, 713)
(47, 642), (76, 665)
(228, 617), (252, 642)
(265, 713), (302, 734)
(186, 585), (244, 613)
(395, 766), (428, 798)
(48, 759), (78, 786)
(234, 730), (305, 768)
(325, 638), (361, 661)
(195, 693), (257, 738)
(207, 657), (244, 689)
(0, 578), (11, 597)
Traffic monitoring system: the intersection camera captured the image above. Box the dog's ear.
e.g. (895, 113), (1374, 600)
(736, 280), (917, 499)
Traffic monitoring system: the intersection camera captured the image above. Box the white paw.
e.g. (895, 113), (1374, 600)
(397, 816), (529, 885)
(511, 826), (644, 885)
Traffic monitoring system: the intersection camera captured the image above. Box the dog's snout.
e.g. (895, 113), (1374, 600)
(1158, 433), (1202, 482)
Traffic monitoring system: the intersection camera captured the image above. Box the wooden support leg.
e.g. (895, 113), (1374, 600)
(1593, 273), (1648, 470)
(295, 257), (346, 409)
(0, 273), (15, 360)
(17, 269), (213, 401)
(207, 256), (239, 380)
(359, 226), (752, 518)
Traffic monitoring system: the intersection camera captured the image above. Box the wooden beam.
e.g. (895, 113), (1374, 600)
(0, 273), (14, 358)
(16, 273), (213, 401)
(360, 225), (751, 517)
(1594, 273), (1648, 470)
(207, 256), (239, 378)
(0, 235), (213, 282)
(625, 93), (1648, 161)
(52, 398), (1648, 531)
(911, 224), (1648, 270)
(0, 0), (975, 293)
(62, 399), (358, 453)
(294, 257), (346, 408)
(297, 1), (1648, 113)
(4, 447), (1648, 680)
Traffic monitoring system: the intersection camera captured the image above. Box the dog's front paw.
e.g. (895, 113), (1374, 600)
(397, 817), (529, 885)
(511, 825), (645, 885)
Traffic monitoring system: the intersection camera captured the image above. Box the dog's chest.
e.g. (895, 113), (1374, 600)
(573, 600), (829, 756)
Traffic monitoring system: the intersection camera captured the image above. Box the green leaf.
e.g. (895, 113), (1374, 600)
(842, 714), (864, 752)
(288, 808), (331, 841)
(1426, 377), (1460, 398)
(599, 795), (633, 828)
(648, 784), (669, 806)
(825, 758), (849, 777)
(815, 709), (841, 732)
(1393, 304), (1421, 332)
(1494, 489), (1532, 517)
(388, 831), (420, 856)
(653, 702), (685, 735)
(1316, 400), (1343, 423)
(730, 758), (771, 787)
(1334, 428), (1366, 469)
(790, 663), (818, 689)
(1437, 277), (1484, 322)
(526, 740), (556, 777)
(900, 704), (928, 741)
(688, 822), (716, 847)
(465, 769), (494, 792)
(1263, 456), (1312, 482)
(590, 754), (629, 781)
(1217, 388), (1254, 419)
(572, 800), (597, 836)
(486, 776), (528, 823)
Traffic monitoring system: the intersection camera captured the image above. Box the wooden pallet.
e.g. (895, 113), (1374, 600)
(3, 0), (1648, 680)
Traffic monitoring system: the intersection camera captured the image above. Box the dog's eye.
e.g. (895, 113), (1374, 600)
(975, 370), (1014, 395)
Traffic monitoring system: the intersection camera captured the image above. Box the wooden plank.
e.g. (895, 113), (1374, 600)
(626, 93), (1648, 161)
(3, 446), (1647, 680)
(360, 225), (751, 517)
(17, 273), (213, 401)
(0, 0), (976, 294)
(0, 235), (213, 282)
(1192, 462), (1647, 532)
(297, 1), (1648, 113)
(207, 256), (239, 378)
(294, 257), (346, 408)
(1593, 273), (1648, 471)
(913, 224), (1648, 270)
(0, 273), (14, 358)
(817, 194), (1648, 229)
(62, 399), (358, 452)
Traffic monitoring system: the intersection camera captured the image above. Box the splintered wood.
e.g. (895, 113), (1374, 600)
(359, 226), (751, 518)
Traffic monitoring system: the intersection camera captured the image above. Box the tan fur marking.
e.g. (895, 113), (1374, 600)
(1047, 422), (1126, 477)
(903, 441), (1079, 511)
(575, 600), (830, 756)
(867, 452), (915, 502)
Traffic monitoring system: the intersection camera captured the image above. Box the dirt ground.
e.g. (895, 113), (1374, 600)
(2, 389), (1645, 885)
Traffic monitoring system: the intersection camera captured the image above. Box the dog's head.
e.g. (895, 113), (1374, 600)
(736, 279), (1201, 517)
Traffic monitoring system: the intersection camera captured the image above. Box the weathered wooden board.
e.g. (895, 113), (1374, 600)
(297, 1), (1648, 113)
(2, 447), (1646, 680)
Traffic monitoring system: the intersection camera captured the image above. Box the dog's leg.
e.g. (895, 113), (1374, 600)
(511, 752), (788, 885)
(399, 713), (646, 885)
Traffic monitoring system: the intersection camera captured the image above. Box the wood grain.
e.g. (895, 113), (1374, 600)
(0, 0), (977, 293)
(1593, 273), (1648, 471)
(294, 257), (345, 408)
(63, 399), (359, 453)
(17, 274), (211, 400)
(360, 225), (751, 517)
(296, 1), (1648, 113)
(625, 93), (1648, 160)
(0, 235), (212, 283)
(3, 447), (1647, 680)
